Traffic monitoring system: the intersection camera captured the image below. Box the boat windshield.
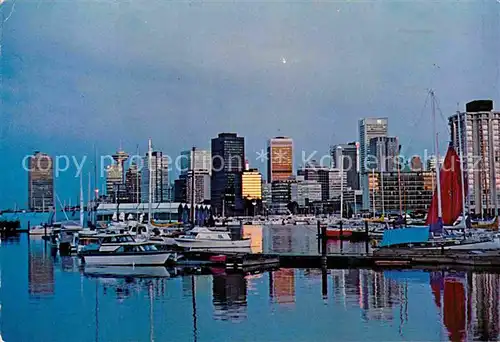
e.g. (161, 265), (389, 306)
(101, 235), (135, 243)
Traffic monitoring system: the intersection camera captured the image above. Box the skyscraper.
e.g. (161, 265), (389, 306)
(358, 118), (388, 174)
(125, 162), (141, 203)
(28, 152), (54, 211)
(141, 151), (169, 203)
(186, 171), (211, 204)
(211, 133), (245, 216)
(106, 149), (129, 202)
(297, 161), (330, 201)
(359, 118), (388, 209)
(449, 100), (500, 214)
(267, 137), (293, 182)
(331, 142), (360, 190)
(367, 136), (399, 172)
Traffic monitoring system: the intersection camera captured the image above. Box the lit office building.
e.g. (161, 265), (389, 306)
(242, 168), (262, 200)
(27, 151), (54, 211)
(125, 162), (141, 203)
(267, 137), (293, 182)
(106, 149), (129, 202)
(367, 171), (435, 213)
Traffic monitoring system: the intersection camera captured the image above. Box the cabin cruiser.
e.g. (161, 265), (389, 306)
(79, 233), (175, 266)
(173, 227), (251, 251)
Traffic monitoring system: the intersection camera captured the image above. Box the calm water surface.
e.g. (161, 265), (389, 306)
(2, 232), (500, 341)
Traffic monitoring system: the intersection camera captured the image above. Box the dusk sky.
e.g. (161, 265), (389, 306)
(1, 0), (500, 209)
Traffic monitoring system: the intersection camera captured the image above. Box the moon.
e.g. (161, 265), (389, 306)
(282, 57), (287, 64)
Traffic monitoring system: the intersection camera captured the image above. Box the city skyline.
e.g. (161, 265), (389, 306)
(2, 1), (500, 208)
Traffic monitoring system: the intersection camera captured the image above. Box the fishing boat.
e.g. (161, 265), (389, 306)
(79, 233), (174, 266)
(173, 227), (251, 250)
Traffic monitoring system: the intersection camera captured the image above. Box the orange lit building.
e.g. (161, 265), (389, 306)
(267, 137), (293, 182)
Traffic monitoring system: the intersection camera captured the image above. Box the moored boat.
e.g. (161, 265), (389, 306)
(174, 227), (251, 251)
(79, 233), (174, 266)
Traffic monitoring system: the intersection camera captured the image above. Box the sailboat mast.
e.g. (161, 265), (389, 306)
(80, 173), (84, 227)
(148, 138), (153, 224)
(190, 147), (196, 226)
(431, 91), (443, 219)
(340, 156), (344, 219)
(372, 168), (376, 217)
(457, 111), (467, 218)
(379, 142), (385, 217)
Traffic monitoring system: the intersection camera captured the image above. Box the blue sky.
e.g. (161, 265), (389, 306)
(1, 0), (500, 209)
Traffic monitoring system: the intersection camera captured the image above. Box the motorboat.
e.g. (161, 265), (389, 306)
(79, 233), (175, 266)
(173, 227), (251, 251)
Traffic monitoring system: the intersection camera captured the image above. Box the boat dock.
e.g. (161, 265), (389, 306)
(181, 249), (500, 271)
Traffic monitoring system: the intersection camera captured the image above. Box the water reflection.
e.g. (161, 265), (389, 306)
(28, 241), (54, 296)
(212, 273), (247, 322)
(7, 236), (500, 341)
(270, 269), (295, 305)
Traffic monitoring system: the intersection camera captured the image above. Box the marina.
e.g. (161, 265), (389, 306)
(3, 232), (500, 341)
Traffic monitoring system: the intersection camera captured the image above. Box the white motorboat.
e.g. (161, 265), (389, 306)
(79, 233), (174, 266)
(174, 227), (251, 250)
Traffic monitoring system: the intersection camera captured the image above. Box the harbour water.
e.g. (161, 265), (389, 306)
(2, 230), (500, 341)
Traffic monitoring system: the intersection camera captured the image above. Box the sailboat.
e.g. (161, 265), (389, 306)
(379, 91), (500, 250)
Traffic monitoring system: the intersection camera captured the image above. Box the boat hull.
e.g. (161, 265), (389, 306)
(81, 251), (171, 266)
(174, 238), (251, 250)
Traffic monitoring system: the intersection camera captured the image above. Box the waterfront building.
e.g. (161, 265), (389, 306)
(367, 171), (435, 213)
(267, 137), (293, 182)
(367, 136), (399, 172)
(291, 178), (322, 208)
(125, 162), (141, 203)
(27, 152), (54, 211)
(297, 161), (330, 201)
(331, 142), (360, 190)
(242, 168), (262, 200)
(211, 133), (245, 216)
(425, 155), (444, 172)
(449, 100), (500, 214)
(141, 151), (169, 203)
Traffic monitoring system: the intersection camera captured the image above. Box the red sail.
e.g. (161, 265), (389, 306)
(426, 145), (465, 226)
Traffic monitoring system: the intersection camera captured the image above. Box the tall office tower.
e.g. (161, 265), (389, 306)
(358, 118), (388, 174)
(141, 151), (169, 203)
(449, 100), (500, 214)
(331, 142), (360, 190)
(211, 133), (245, 216)
(105, 149), (129, 203)
(359, 118), (388, 209)
(125, 162), (141, 203)
(28, 152), (54, 211)
(267, 137), (293, 182)
(367, 136), (399, 172)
